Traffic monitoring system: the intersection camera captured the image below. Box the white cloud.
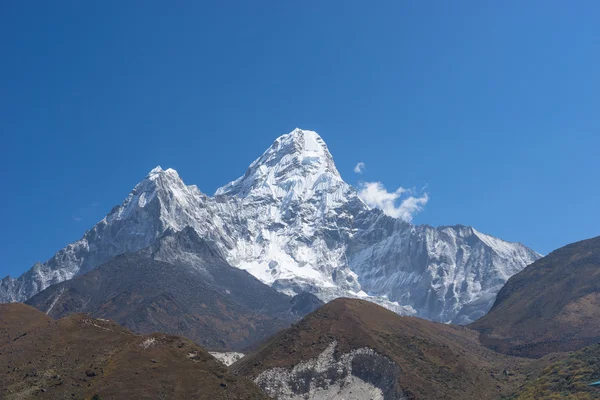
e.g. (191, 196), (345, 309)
(357, 182), (428, 222)
(353, 162), (365, 174)
(72, 202), (99, 222)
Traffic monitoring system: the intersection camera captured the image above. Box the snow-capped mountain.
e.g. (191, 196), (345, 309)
(0, 167), (229, 302)
(213, 130), (381, 306)
(0, 128), (541, 323)
(348, 213), (539, 323)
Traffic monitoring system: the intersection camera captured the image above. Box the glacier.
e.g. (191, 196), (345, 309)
(0, 128), (541, 323)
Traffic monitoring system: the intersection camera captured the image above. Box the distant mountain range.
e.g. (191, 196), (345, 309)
(0, 129), (541, 324)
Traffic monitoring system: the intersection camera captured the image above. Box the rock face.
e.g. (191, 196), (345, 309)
(254, 341), (404, 400)
(210, 352), (245, 366)
(25, 229), (322, 351)
(348, 213), (540, 323)
(233, 298), (532, 400)
(0, 304), (268, 400)
(1, 128), (541, 323)
(470, 235), (600, 358)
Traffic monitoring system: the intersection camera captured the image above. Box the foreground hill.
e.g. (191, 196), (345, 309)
(233, 298), (536, 400)
(26, 230), (321, 351)
(0, 302), (52, 346)
(510, 344), (600, 399)
(0, 303), (268, 400)
(470, 236), (600, 358)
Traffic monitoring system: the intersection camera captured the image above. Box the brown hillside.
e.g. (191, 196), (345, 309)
(0, 303), (51, 347)
(511, 344), (600, 399)
(233, 298), (538, 400)
(470, 236), (600, 358)
(0, 303), (268, 400)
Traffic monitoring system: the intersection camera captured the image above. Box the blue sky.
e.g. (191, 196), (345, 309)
(1, 1), (599, 278)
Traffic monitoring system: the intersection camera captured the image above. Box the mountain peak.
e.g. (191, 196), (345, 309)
(271, 128), (334, 166)
(279, 128), (326, 149)
(105, 165), (210, 235)
(125, 167), (186, 206)
(215, 129), (345, 201)
(149, 165), (164, 174)
(146, 166), (180, 180)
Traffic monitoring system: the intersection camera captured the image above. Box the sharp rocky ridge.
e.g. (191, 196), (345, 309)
(0, 128), (541, 323)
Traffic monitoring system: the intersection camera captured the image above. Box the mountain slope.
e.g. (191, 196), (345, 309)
(470, 235), (600, 358)
(0, 303), (268, 400)
(233, 298), (534, 400)
(510, 344), (600, 399)
(0, 166), (228, 302)
(1, 128), (540, 324)
(26, 229), (321, 351)
(348, 214), (540, 323)
(0, 303), (52, 347)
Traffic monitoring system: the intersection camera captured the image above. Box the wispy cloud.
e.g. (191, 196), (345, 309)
(71, 202), (100, 223)
(354, 162), (365, 174)
(357, 182), (428, 222)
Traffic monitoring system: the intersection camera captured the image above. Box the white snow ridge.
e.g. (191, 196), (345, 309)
(0, 128), (541, 324)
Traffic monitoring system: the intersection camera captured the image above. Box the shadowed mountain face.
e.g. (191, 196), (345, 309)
(26, 229), (322, 351)
(0, 304), (268, 400)
(470, 236), (600, 358)
(233, 298), (536, 400)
